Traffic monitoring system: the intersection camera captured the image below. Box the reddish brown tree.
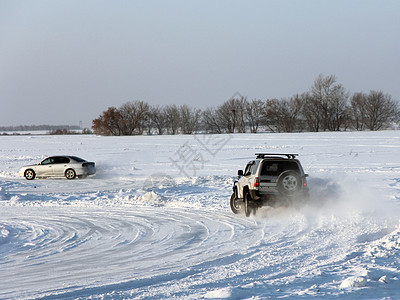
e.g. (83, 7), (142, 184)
(92, 107), (123, 136)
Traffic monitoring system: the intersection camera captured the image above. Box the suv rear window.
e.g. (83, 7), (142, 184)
(260, 161), (300, 176)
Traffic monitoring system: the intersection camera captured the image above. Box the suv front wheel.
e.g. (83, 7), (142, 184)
(230, 193), (243, 214)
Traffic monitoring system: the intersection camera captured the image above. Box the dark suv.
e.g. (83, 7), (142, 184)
(231, 153), (309, 217)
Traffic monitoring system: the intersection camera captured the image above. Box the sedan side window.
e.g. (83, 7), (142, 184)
(61, 157), (70, 163)
(54, 157), (70, 164)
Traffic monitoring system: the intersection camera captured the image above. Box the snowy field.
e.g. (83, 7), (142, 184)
(0, 131), (399, 299)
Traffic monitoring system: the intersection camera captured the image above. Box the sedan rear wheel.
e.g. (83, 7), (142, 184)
(24, 169), (36, 180)
(65, 169), (76, 180)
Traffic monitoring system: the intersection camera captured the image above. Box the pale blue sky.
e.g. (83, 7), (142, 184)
(1, 0), (399, 127)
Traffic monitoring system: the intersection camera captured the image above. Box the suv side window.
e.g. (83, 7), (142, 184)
(244, 161), (255, 176)
(251, 160), (261, 175)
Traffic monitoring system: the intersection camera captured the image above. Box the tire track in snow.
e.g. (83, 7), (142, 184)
(0, 194), (399, 299)
(0, 205), (263, 299)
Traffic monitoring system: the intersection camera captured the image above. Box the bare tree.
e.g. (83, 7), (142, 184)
(216, 101), (235, 133)
(310, 74), (348, 131)
(264, 99), (280, 132)
(350, 92), (367, 131)
(216, 97), (247, 133)
(245, 99), (265, 133)
(234, 96), (247, 133)
(180, 104), (202, 134)
(342, 106), (354, 131)
(264, 96), (304, 133)
(283, 95), (304, 132)
(311, 74), (333, 131)
(364, 91), (398, 131)
(301, 92), (322, 132)
(119, 101), (150, 135)
(329, 84), (349, 131)
(202, 107), (223, 133)
(164, 105), (181, 135)
(148, 105), (167, 135)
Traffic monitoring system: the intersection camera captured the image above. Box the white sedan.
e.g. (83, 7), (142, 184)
(19, 156), (96, 180)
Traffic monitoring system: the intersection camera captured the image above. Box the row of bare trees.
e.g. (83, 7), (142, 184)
(92, 102), (202, 136)
(92, 75), (399, 135)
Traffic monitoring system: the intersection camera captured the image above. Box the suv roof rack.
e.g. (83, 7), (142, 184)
(255, 153), (298, 159)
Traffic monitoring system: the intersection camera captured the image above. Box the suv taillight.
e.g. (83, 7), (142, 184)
(254, 177), (259, 188)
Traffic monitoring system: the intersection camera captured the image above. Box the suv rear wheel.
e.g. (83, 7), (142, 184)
(244, 191), (256, 217)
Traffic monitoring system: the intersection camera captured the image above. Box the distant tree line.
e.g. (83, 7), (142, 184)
(47, 128), (93, 135)
(92, 74), (399, 135)
(0, 125), (81, 132)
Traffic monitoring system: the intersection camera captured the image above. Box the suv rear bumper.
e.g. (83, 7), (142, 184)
(250, 188), (309, 200)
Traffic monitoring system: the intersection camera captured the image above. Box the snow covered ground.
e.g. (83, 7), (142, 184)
(0, 131), (399, 299)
